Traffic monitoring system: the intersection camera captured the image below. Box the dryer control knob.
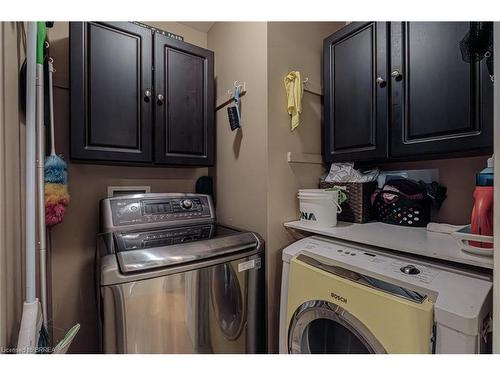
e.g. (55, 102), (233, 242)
(400, 265), (420, 275)
(181, 199), (193, 210)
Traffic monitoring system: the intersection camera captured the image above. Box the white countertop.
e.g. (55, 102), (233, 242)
(284, 220), (493, 269)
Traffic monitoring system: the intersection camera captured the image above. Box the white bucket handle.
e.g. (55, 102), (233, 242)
(297, 194), (342, 214)
(331, 197), (342, 214)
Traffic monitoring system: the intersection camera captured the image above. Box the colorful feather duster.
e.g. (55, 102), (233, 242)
(44, 58), (69, 227)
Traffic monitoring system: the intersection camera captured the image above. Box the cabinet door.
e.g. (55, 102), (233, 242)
(70, 22), (153, 163)
(323, 22), (389, 163)
(390, 22), (493, 158)
(154, 34), (214, 166)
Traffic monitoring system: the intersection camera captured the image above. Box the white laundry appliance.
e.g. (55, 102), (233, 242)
(279, 236), (492, 354)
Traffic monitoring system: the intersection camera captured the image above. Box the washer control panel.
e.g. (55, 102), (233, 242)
(302, 239), (441, 286)
(114, 224), (214, 252)
(101, 194), (215, 230)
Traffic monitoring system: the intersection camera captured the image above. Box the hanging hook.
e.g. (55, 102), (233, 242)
(48, 57), (56, 73)
(234, 80), (244, 91)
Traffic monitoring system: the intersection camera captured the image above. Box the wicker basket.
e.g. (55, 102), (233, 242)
(319, 181), (377, 223)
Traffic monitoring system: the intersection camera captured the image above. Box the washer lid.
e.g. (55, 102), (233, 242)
(113, 225), (259, 273)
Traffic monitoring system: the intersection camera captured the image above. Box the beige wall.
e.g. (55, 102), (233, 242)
(0, 22), (24, 349)
(47, 22), (208, 353)
(145, 22), (207, 47)
(208, 22), (343, 352)
(207, 23), (269, 238)
(266, 22), (344, 352)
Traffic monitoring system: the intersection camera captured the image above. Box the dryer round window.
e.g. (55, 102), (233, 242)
(288, 300), (386, 354)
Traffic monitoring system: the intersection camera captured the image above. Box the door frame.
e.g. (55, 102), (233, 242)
(493, 22), (500, 353)
(0, 22), (23, 349)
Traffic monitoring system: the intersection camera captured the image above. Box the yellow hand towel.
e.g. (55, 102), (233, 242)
(284, 71), (304, 131)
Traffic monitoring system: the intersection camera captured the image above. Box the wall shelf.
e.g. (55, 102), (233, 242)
(287, 152), (323, 164)
(303, 79), (322, 96)
(284, 220), (493, 270)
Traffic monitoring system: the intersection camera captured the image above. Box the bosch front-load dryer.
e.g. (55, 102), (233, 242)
(279, 236), (492, 354)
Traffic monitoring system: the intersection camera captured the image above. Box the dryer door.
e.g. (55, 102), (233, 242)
(286, 254), (434, 354)
(288, 300), (386, 354)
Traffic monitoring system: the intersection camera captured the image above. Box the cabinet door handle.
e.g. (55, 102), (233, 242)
(157, 94), (164, 106)
(144, 89), (152, 103)
(376, 77), (386, 87)
(391, 70), (402, 80)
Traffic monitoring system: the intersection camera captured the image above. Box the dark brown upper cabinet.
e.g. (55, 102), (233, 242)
(70, 22), (215, 166)
(390, 22), (493, 158)
(70, 22), (153, 163)
(323, 22), (389, 163)
(323, 22), (493, 163)
(154, 34), (214, 166)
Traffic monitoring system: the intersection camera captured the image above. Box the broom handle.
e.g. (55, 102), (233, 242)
(48, 58), (56, 156)
(36, 61), (48, 329)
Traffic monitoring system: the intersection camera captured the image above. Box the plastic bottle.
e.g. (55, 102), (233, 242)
(470, 156), (494, 249)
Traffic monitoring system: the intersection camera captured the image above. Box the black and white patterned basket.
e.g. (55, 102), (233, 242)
(372, 190), (431, 227)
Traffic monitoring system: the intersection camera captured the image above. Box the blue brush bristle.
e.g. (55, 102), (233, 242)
(44, 155), (67, 184)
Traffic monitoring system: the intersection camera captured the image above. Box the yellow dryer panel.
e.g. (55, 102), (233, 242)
(287, 255), (434, 354)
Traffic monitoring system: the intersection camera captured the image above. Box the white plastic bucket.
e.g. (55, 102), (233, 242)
(297, 189), (342, 227)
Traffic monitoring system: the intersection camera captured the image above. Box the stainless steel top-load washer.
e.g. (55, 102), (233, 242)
(96, 193), (266, 353)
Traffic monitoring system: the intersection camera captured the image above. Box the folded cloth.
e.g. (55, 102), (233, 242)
(371, 178), (426, 205)
(284, 71), (303, 131)
(419, 181), (447, 209)
(385, 178), (426, 198)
